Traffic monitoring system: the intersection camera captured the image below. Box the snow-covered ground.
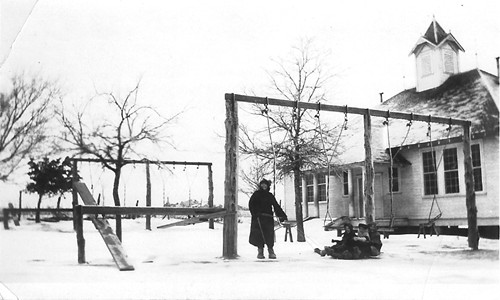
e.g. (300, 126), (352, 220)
(0, 216), (498, 300)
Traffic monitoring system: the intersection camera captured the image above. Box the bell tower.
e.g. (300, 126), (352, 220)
(409, 17), (465, 92)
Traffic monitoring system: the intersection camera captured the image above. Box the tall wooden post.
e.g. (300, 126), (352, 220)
(75, 205), (86, 264)
(363, 111), (375, 224)
(223, 94), (239, 258)
(208, 164), (215, 229)
(18, 191), (22, 220)
(145, 161), (151, 230)
(72, 159), (79, 230)
(463, 124), (479, 250)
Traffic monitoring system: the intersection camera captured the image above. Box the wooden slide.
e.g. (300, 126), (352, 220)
(73, 181), (134, 271)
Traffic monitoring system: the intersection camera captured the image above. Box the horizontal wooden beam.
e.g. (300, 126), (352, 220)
(225, 93), (471, 126)
(157, 211), (230, 229)
(72, 158), (212, 166)
(79, 205), (225, 216)
(4, 208), (74, 213)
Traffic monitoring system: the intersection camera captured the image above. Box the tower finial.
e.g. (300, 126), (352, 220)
(433, 16), (438, 43)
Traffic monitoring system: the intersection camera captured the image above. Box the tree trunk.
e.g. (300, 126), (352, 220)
(35, 194), (43, 223)
(112, 168), (122, 241)
(294, 168), (306, 242)
(56, 195), (62, 221)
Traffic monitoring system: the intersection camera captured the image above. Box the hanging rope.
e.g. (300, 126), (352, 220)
(262, 97), (277, 194)
(315, 103), (348, 225)
(383, 113), (413, 227)
(383, 113), (395, 220)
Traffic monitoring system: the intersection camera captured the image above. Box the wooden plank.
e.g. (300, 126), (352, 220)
(73, 181), (134, 271)
(225, 93), (471, 126)
(73, 181), (98, 205)
(92, 218), (134, 271)
(157, 211), (230, 229)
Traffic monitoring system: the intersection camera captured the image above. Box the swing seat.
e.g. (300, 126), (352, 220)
(274, 219), (296, 242)
(377, 216), (396, 239)
(324, 216), (351, 237)
(417, 213), (442, 239)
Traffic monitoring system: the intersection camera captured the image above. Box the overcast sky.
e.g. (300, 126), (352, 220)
(1, 0), (499, 206)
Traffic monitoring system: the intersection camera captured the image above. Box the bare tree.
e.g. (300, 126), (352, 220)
(0, 74), (59, 181)
(239, 152), (274, 198)
(58, 81), (181, 240)
(240, 39), (340, 242)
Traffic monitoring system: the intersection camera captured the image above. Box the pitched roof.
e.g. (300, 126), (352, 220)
(334, 69), (499, 166)
(409, 19), (464, 55)
(424, 19), (448, 45)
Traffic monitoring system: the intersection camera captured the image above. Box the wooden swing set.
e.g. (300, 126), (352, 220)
(69, 157), (235, 270)
(224, 93), (480, 258)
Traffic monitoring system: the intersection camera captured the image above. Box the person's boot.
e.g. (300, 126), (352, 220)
(257, 247), (265, 259)
(268, 247), (277, 259)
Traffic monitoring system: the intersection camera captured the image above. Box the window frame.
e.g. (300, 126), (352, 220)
(305, 173), (314, 203)
(422, 150), (438, 195)
(443, 147), (460, 194)
(317, 173), (327, 202)
(388, 167), (400, 193)
(342, 171), (349, 196)
(471, 144), (483, 192)
(443, 50), (455, 73)
(420, 54), (432, 77)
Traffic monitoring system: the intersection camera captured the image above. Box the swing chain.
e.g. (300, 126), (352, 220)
(262, 97), (270, 115)
(407, 113), (414, 127)
(314, 102), (321, 119)
(383, 110), (390, 126)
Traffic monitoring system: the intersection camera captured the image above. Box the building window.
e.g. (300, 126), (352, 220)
(444, 148), (459, 194)
(422, 151), (438, 195)
(342, 171), (349, 196)
(388, 167), (400, 192)
(305, 174), (314, 203)
(317, 173), (327, 202)
(471, 144), (483, 191)
(421, 54), (432, 76)
(444, 50), (455, 73)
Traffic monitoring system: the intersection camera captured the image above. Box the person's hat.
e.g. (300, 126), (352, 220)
(358, 223), (368, 229)
(259, 179), (271, 186)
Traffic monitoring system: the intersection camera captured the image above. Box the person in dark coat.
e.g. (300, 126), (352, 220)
(248, 179), (287, 259)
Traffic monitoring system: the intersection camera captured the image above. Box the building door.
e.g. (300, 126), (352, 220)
(375, 173), (384, 218)
(356, 177), (364, 217)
